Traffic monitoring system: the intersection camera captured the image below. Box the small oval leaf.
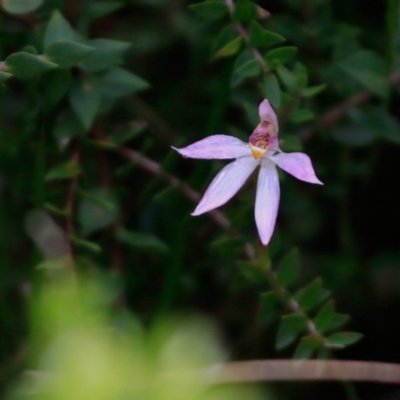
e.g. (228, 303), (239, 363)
(266, 46), (297, 65)
(325, 332), (363, 349)
(3, 0), (43, 15)
(190, 1), (228, 19)
(276, 313), (308, 350)
(276, 248), (300, 287)
(215, 36), (242, 58)
(294, 336), (323, 359)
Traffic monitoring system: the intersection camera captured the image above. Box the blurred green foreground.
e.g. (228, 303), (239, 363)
(5, 276), (264, 400)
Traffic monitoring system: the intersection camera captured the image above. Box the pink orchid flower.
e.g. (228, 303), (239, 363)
(173, 99), (322, 245)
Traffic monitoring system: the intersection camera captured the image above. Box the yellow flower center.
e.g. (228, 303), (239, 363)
(249, 144), (267, 159)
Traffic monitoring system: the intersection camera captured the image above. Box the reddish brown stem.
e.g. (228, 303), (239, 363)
(224, 0), (268, 72)
(299, 69), (400, 142)
(214, 359), (400, 384)
(91, 124), (125, 275)
(65, 144), (81, 248)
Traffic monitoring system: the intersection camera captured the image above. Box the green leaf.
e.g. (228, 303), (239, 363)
(0, 71), (12, 82)
(313, 300), (334, 332)
(266, 46), (297, 65)
(69, 79), (101, 130)
(294, 62), (308, 89)
(36, 255), (73, 270)
(276, 248), (300, 287)
(5, 53), (56, 79)
(276, 313), (308, 350)
(329, 314), (350, 332)
(314, 300), (350, 334)
(248, 21), (285, 48)
(45, 40), (95, 68)
(78, 190), (118, 236)
(190, 1), (228, 19)
(21, 45), (37, 54)
(44, 10), (76, 49)
(350, 106), (400, 145)
(257, 291), (279, 326)
(232, 0), (257, 22)
(280, 91), (293, 107)
(80, 39), (131, 72)
(44, 203), (69, 217)
(86, 1), (124, 20)
(294, 336), (323, 359)
(235, 58), (261, 77)
(233, 49), (253, 74)
(242, 101), (259, 126)
(45, 161), (81, 181)
(325, 332), (363, 349)
(3, 0), (43, 15)
(39, 69), (71, 105)
(339, 50), (389, 98)
(215, 36), (242, 58)
(212, 25), (236, 57)
(301, 84), (326, 97)
(262, 74), (281, 108)
(83, 138), (117, 151)
(70, 236), (102, 254)
(116, 228), (169, 254)
(276, 64), (296, 91)
(236, 261), (266, 285)
(289, 109), (315, 123)
(294, 278), (330, 312)
(98, 67), (150, 98)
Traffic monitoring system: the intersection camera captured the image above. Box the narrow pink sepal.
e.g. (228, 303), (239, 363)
(259, 99), (279, 134)
(172, 135), (249, 160)
(255, 159), (280, 245)
(270, 152), (323, 185)
(192, 156), (258, 215)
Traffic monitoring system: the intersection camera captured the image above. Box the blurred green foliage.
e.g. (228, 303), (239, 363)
(7, 278), (264, 400)
(1, 0), (400, 399)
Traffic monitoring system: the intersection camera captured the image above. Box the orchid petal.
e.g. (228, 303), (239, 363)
(259, 99), (279, 134)
(255, 159), (280, 245)
(270, 152), (323, 184)
(172, 135), (249, 160)
(192, 156), (258, 215)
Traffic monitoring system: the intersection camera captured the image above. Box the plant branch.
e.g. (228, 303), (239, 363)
(65, 144), (81, 257)
(263, 267), (319, 335)
(118, 146), (234, 230)
(224, 0), (268, 72)
(299, 68), (400, 142)
(213, 359), (400, 384)
(91, 125), (125, 276)
(127, 96), (177, 144)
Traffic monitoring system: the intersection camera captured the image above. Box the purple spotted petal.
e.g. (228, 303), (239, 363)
(259, 99), (279, 134)
(172, 134), (249, 160)
(255, 159), (280, 245)
(192, 156), (258, 216)
(270, 152), (323, 184)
